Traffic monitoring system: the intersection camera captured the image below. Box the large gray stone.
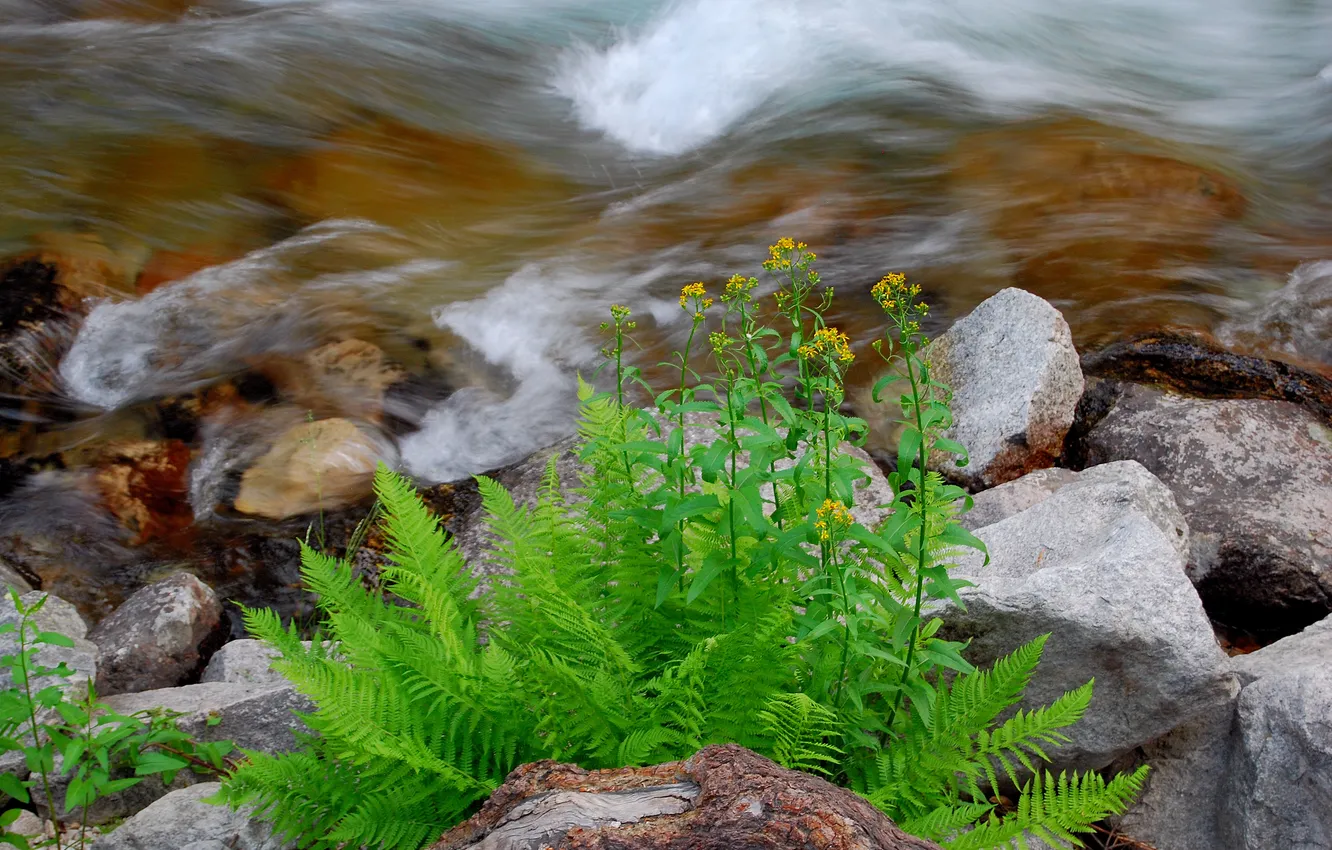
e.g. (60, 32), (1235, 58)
(960, 467), (1081, 531)
(1113, 683), (1239, 850)
(40, 684), (315, 825)
(90, 782), (291, 850)
(942, 461), (1231, 771)
(1080, 383), (1332, 633)
(103, 683), (312, 756)
(1221, 627), (1332, 850)
(88, 572), (225, 696)
(1119, 615), (1332, 850)
(201, 639), (286, 687)
(926, 288), (1084, 490)
(0, 591), (97, 700)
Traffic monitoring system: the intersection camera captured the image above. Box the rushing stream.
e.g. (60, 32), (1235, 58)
(1, 0), (1331, 614)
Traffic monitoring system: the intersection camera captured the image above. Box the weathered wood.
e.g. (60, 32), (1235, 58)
(432, 744), (943, 850)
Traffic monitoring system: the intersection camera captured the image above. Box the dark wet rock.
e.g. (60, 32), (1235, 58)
(0, 556), (33, 594)
(87, 572), (226, 696)
(1078, 383), (1332, 638)
(430, 744), (941, 850)
(1081, 330), (1332, 423)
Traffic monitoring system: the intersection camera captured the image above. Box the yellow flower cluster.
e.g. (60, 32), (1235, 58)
(679, 282), (713, 318)
(814, 498), (853, 541)
(871, 272), (927, 317)
(709, 331), (734, 353)
(797, 326), (854, 364)
(762, 237), (816, 272)
(723, 273), (758, 302)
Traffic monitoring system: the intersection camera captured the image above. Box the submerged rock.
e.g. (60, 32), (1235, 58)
(88, 572), (225, 696)
(1078, 383), (1332, 636)
(232, 417), (393, 520)
(93, 440), (195, 546)
(925, 288), (1084, 490)
(430, 744), (941, 850)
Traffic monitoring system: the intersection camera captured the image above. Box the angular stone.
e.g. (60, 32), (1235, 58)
(926, 288), (1084, 490)
(0, 591), (97, 700)
(89, 783), (291, 850)
(44, 684), (317, 824)
(201, 639), (286, 687)
(431, 745), (941, 850)
(88, 572), (225, 696)
(1113, 683), (1239, 850)
(1220, 618), (1332, 849)
(960, 467), (1081, 531)
(102, 683), (312, 756)
(233, 417), (392, 520)
(941, 461), (1230, 770)
(1079, 383), (1332, 634)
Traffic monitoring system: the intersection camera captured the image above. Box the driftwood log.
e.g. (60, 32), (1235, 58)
(430, 744), (942, 850)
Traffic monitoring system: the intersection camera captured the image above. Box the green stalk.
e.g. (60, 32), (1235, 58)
(17, 613), (64, 849)
(738, 301), (783, 529)
(890, 338), (931, 723)
(675, 318), (701, 592)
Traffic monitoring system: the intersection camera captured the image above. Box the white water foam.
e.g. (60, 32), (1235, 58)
(398, 258), (676, 482)
(60, 221), (449, 409)
(558, 0), (1332, 155)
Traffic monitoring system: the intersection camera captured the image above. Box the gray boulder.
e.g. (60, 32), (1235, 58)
(201, 639), (286, 687)
(88, 572), (225, 696)
(959, 467), (1081, 531)
(1113, 683), (1239, 850)
(1221, 617), (1332, 850)
(0, 591), (97, 700)
(90, 782), (291, 850)
(942, 461), (1231, 770)
(926, 288), (1084, 490)
(1080, 383), (1332, 633)
(39, 684), (313, 825)
(1119, 616), (1332, 850)
(103, 683), (312, 756)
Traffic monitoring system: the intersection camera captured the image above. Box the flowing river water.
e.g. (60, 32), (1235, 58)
(1, 0), (1331, 616)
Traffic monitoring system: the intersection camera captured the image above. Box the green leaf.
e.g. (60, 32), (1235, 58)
(0, 772), (29, 804)
(32, 632), (75, 649)
(133, 752), (190, 776)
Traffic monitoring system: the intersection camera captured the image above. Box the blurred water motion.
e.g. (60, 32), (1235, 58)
(1, 0), (1331, 609)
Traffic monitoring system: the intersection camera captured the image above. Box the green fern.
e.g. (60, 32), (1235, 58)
(219, 257), (1149, 850)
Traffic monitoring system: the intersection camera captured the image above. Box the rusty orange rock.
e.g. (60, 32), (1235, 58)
(264, 118), (574, 232)
(94, 439), (195, 545)
(947, 117), (1246, 309)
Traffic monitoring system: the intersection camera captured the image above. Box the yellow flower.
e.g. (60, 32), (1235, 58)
(799, 326), (854, 364)
(815, 498), (853, 540)
(679, 282), (707, 308)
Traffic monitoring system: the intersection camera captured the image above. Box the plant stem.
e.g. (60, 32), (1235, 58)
(675, 319), (701, 591)
(16, 614), (64, 848)
(891, 343), (931, 722)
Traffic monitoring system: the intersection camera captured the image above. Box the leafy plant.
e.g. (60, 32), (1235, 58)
(0, 591), (236, 850)
(218, 240), (1148, 850)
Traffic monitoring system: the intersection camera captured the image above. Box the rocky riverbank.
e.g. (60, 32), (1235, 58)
(2, 285), (1327, 850)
